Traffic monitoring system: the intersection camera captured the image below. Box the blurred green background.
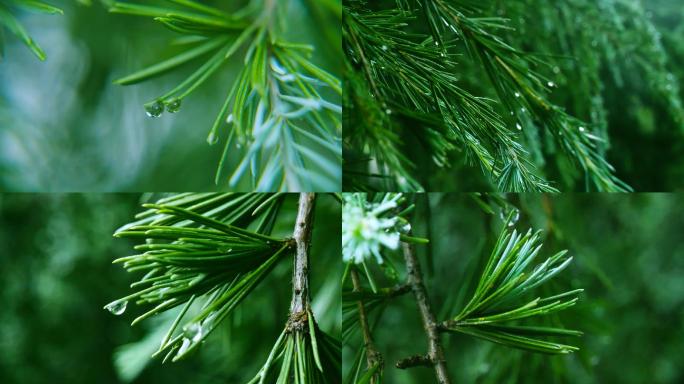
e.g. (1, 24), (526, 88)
(0, 193), (341, 384)
(0, 1), (341, 191)
(344, 193), (684, 383)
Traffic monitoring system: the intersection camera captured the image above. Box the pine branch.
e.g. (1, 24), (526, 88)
(350, 268), (383, 384)
(343, 4), (556, 192)
(439, 211), (583, 354)
(110, 0), (341, 191)
(0, 0), (62, 61)
(290, 192), (316, 318)
(249, 192), (342, 384)
(397, 241), (451, 384)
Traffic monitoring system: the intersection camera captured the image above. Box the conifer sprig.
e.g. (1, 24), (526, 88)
(248, 308), (341, 384)
(344, 6), (556, 192)
(422, 0), (631, 192)
(343, 0), (658, 192)
(0, 0), (62, 60)
(106, 194), (289, 363)
(441, 212), (583, 354)
(111, 0), (341, 191)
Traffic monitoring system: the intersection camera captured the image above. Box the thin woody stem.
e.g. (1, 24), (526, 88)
(351, 268), (383, 383)
(397, 241), (452, 384)
(289, 193), (316, 326)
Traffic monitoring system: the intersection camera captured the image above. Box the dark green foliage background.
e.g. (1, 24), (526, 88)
(0, 193), (341, 384)
(0, 1), (341, 191)
(345, 193), (684, 383)
(343, 0), (684, 192)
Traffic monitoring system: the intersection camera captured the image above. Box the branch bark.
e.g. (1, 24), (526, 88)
(351, 269), (383, 383)
(289, 193), (316, 328)
(397, 241), (451, 384)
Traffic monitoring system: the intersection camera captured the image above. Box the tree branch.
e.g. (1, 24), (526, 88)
(351, 268), (383, 383)
(289, 193), (316, 329)
(398, 241), (451, 384)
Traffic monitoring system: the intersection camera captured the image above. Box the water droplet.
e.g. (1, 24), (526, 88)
(516, 123), (522, 131)
(144, 100), (164, 118)
(514, 92), (521, 98)
(177, 337), (191, 356)
(399, 223), (411, 234)
(226, 114), (234, 124)
(508, 209), (520, 226)
(206, 131), (219, 145)
(547, 81), (556, 88)
(579, 126), (586, 132)
(105, 300), (128, 316)
(184, 322), (203, 343)
(381, 45), (388, 51)
(165, 98), (182, 113)
(385, 109), (392, 115)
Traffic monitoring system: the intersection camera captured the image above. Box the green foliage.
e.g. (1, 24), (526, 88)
(111, 1), (342, 191)
(107, 193), (289, 362)
(444, 212), (582, 354)
(343, 0), (684, 192)
(0, 0), (62, 60)
(106, 193), (341, 382)
(247, 310), (341, 384)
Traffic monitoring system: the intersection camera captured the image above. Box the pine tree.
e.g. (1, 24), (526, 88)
(342, 193), (582, 383)
(343, 0), (684, 192)
(105, 193), (341, 383)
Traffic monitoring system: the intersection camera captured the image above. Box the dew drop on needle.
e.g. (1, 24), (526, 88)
(165, 98), (182, 113)
(144, 100), (164, 118)
(105, 300), (128, 316)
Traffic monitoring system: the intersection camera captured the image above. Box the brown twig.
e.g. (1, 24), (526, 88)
(351, 268), (383, 383)
(289, 193), (316, 329)
(397, 241), (451, 384)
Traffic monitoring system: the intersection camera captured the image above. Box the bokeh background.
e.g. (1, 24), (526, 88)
(0, 1), (341, 191)
(0, 193), (341, 384)
(344, 193), (684, 383)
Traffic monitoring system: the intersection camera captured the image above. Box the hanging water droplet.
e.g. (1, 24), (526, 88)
(177, 337), (191, 356)
(165, 98), (182, 113)
(516, 123), (522, 131)
(385, 108), (392, 115)
(514, 92), (521, 98)
(144, 100), (164, 118)
(579, 126), (586, 132)
(399, 223), (411, 234)
(547, 81), (556, 88)
(206, 131), (219, 145)
(184, 322), (203, 343)
(508, 209), (520, 226)
(381, 45), (388, 51)
(105, 300), (128, 316)
(226, 113), (234, 124)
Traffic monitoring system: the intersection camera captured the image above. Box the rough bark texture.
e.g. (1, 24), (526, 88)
(398, 241), (451, 384)
(289, 193), (316, 324)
